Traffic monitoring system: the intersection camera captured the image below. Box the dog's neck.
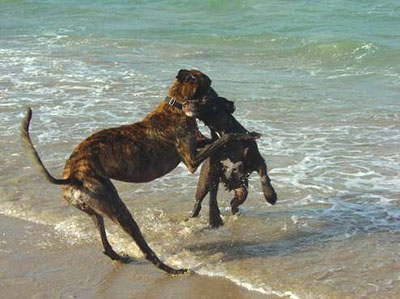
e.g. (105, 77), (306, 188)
(164, 96), (183, 110)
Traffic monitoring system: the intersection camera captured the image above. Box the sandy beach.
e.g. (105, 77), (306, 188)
(0, 215), (278, 299)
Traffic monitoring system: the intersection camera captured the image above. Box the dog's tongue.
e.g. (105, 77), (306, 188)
(182, 103), (194, 116)
(182, 105), (191, 113)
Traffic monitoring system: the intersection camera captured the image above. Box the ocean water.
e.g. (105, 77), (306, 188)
(1, 0), (399, 298)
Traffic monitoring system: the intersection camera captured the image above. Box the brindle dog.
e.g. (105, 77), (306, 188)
(21, 69), (258, 275)
(190, 94), (277, 228)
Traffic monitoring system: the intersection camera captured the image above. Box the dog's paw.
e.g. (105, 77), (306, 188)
(184, 214), (198, 222)
(266, 191), (277, 205)
(231, 206), (240, 215)
(105, 251), (131, 263)
(263, 184), (277, 205)
(112, 254), (131, 264)
(119, 254), (132, 263)
(169, 268), (191, 275)
(209, 214), (223, 228)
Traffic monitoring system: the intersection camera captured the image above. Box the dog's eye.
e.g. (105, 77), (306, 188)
(185, 74), (196, 83)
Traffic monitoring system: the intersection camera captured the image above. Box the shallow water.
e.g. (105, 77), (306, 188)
(1, 0), (400, 298)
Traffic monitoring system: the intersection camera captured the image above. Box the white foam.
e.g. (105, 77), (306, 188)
(196, 268), (300, 299)
(0, 203), (54, 227)
(54, 217), (97, 244)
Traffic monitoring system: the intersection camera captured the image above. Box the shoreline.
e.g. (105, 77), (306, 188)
(0, 214), (279, 299)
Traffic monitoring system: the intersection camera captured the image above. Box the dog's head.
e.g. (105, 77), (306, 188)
(168, 69), (212, 117)
(196, 91), (236, 124)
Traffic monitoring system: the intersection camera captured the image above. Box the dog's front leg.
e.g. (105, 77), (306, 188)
(258, 162), (277, 205)
(189, 158), (211, 218)
(195, 130), (213, 149)
(209, 176), (222, 228)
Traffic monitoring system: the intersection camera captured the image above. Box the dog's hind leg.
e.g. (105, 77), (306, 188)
(189, 158), (211, 218)
(209, 177), (222, 228)
(89, 179), (187, 275)
(67, 178), (187, 275)
(90, 213), (130, 263)
(63, 185), (129, 262)
(109, 202), (187, 274)
(230, 185), (248, 215)
(257, 162), (277, 205)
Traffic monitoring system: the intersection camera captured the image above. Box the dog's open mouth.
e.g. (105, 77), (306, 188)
(182, 101), (198, 117)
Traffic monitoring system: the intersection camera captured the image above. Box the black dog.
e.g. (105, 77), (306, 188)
(190, 93), (277, 228)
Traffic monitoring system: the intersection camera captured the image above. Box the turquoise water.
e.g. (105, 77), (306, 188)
(1, 1), (400, 298)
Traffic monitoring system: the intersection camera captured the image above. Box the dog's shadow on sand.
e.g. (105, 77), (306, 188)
(183, 204), (384, 263)
(184, 230), (323, 263)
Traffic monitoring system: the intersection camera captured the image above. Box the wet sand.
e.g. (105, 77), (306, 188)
(0, 215), (278, 299)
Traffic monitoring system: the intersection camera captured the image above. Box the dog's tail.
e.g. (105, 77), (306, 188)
(21, 108), (70, 185)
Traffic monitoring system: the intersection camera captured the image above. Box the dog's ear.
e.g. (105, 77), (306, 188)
(207, 87), (218, 98)
(218, 97), (235, 114)
(176, 69), (192, 83)
(199, 73), (212, 90)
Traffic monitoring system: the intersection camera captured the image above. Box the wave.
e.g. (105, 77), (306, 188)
(206, 34), (400, 70)
(287, 39), (400, 68)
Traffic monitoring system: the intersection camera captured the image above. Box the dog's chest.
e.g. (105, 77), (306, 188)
(215, 145), (250, 189)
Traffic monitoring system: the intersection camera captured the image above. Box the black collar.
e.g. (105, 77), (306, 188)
(164, 96), (182, 109)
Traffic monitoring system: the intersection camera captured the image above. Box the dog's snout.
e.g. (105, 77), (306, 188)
(184, 73), (197, 83)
